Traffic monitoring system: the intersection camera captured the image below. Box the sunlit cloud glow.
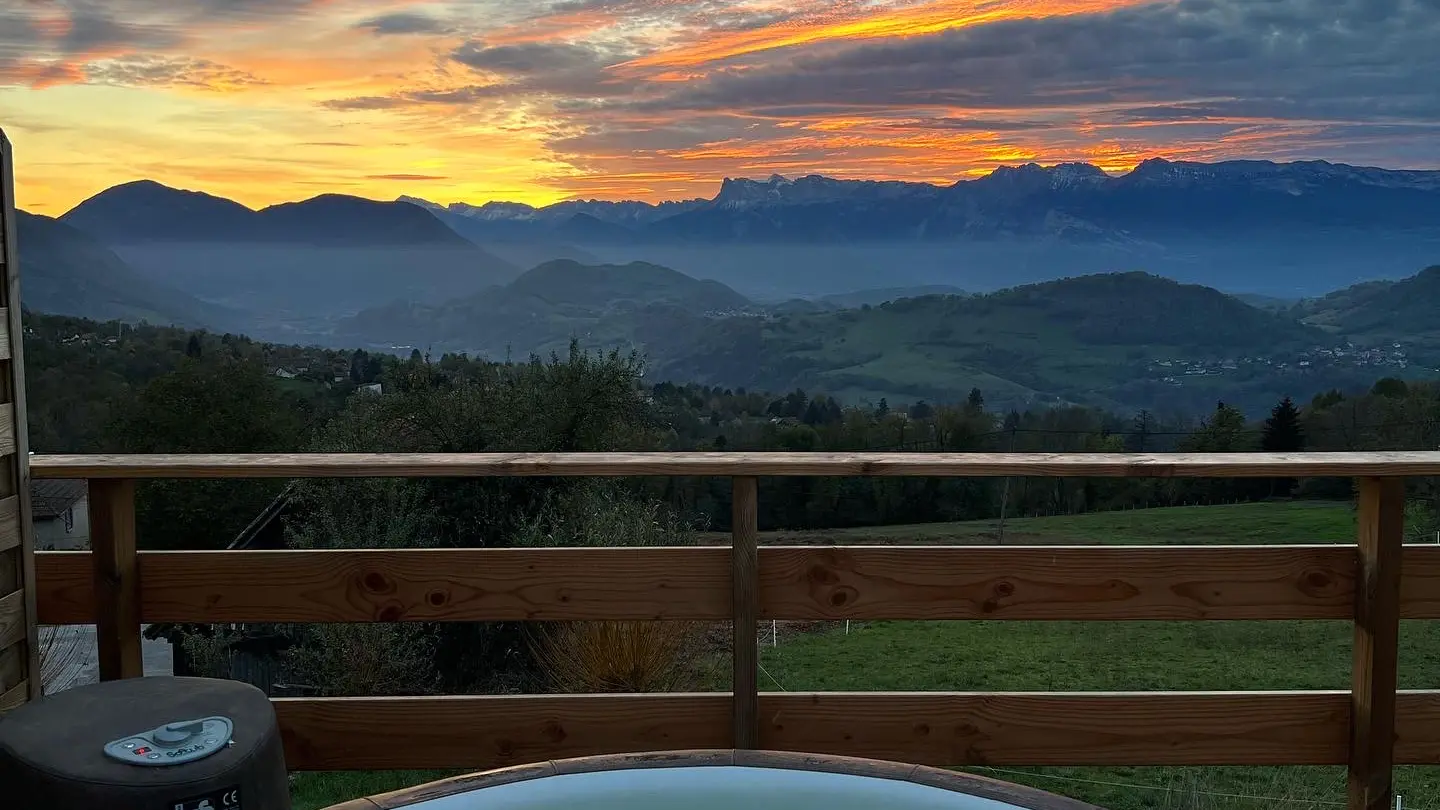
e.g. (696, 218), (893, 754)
(1, 0), (1437, 213)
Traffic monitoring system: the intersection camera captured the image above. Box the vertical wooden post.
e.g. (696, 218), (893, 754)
(0, 127), (40, 710)
(1349, 476), (1405, 810)
(90, 478), (142, 680)
(731, 476), (759, 749)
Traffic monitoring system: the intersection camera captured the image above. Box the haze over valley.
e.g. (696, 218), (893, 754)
(14, 158), (1440, 416)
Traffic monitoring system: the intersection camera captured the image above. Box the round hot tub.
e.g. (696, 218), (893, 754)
(326, 751), (1100, 810)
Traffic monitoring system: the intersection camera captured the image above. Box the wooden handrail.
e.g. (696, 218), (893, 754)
(27, 451), (1440, 479)
(21, 454), (1436, 809)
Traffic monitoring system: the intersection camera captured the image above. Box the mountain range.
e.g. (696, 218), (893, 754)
(11, 157), (1440, 415)
(56, 180), (522, 325)
(402, 158), (1440, 299)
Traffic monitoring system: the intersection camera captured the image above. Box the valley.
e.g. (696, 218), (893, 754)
(16, 158), (1440, 417)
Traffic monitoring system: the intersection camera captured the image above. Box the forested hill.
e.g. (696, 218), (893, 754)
(22, 309), (1440, 547)
(643, 271), (1378, 417)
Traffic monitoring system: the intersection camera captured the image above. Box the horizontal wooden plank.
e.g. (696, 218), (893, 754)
(0, 588), (24, 650)
(0, 496), (17, 554)
(37, 545), (1362, 625)
(0, 679), (26, 712)
(29, 451), (1440, 480)
(1400, 545), (1440, 619)
(762, 545), (1357, 621)
(761, 691), (1350, 766)
(1396, 691), (1440, 764)
(33, 551), (88, 624)
(271, 691), (1351, 770)
(275, 693), (732, 770)
(35, 544), (1440, 626)
(35, 547), (732, 624)
(0, 640), (21, 693)
(0, 403), (13, 458)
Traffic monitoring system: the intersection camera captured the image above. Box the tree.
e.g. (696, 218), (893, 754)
(292, 342), (658, 691)
(1261, 397), (1304, 453)
(108, 357), (310, 550)
(185, 334), (202, 359)
(1372, 377), (1409, 398)
(965, 388), (984, 415)
(908, 400), (934, 420)
(1261, 396), (1305, 497)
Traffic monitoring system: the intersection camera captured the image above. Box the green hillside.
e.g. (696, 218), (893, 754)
(1298, 265), (1440, 361)
(648, 272), (1340, 414)
(337, 259), (752, 351)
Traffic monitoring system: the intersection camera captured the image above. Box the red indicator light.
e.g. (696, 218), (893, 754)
(134, 747), (150, 756)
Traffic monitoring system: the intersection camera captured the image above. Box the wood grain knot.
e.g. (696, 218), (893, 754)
(361, 571), (391, 593)
(494, 739), (514, 758)
(541, 721), (567, 743)
(828, 586), (858, 607)
(1301, 569), (1336, 594)
(915, 723), (931, 736)
(426, 590), (447, 607)
(376, 604), (402, 621)
(993, 580), (1015, 597)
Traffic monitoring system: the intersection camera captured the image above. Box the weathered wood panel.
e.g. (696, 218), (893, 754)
(0, 496), (18, 554)
(271, 691), (1353, 771)
(29, 451), (1440, 480)
(0, 588), (24, 650)
(0, 404), (13, 459)
(0, 126), (39, 707)
(1349, 478), (1405, 810)
(0, 679), (25, 711)
(275, 693), (732, 770)
(760, 545), (1357, 621)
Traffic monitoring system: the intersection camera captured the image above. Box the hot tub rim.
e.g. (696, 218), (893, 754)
(323, 749), (1103, 810)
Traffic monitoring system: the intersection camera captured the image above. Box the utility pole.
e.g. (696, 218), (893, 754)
(996, 424), (1018, 544)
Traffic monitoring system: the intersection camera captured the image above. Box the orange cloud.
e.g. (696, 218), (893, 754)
(619, 0), (1154, 70)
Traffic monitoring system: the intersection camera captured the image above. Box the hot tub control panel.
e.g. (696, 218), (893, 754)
(102, 716), (234, 767)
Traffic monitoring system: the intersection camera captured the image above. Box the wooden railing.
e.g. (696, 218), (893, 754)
(23, 451), (1440, 810)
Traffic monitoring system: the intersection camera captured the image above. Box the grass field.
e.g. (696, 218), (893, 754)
(702, 499), (1361, 546)
(292, 500), (1438, 810)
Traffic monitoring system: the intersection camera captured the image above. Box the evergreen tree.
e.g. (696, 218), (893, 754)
(1261, 397), (1305, 452)
(1262, 396), (1305, 497)
(965, 388), (985, 415)
(185, 334), (202, 359)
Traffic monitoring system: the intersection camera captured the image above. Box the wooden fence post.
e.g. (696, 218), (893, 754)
(1349, 476), (1405, 810)
(0, 128), (39, 711)
(731, 476), (759, 749)
(90, 478), (142, 680)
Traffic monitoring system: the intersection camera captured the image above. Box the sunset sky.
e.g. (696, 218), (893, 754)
(2, 0), (1438, 213)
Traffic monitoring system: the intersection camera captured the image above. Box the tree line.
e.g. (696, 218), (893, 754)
(21, 312), (1440, 696)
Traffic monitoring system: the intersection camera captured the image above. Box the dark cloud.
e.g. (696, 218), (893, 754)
(355, 12), (453, 36)
(451, 41), (610, 74)
(878, 117), (1055, 132)
(321, 84), (506, 111)
(628, 0), (1440, 124)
